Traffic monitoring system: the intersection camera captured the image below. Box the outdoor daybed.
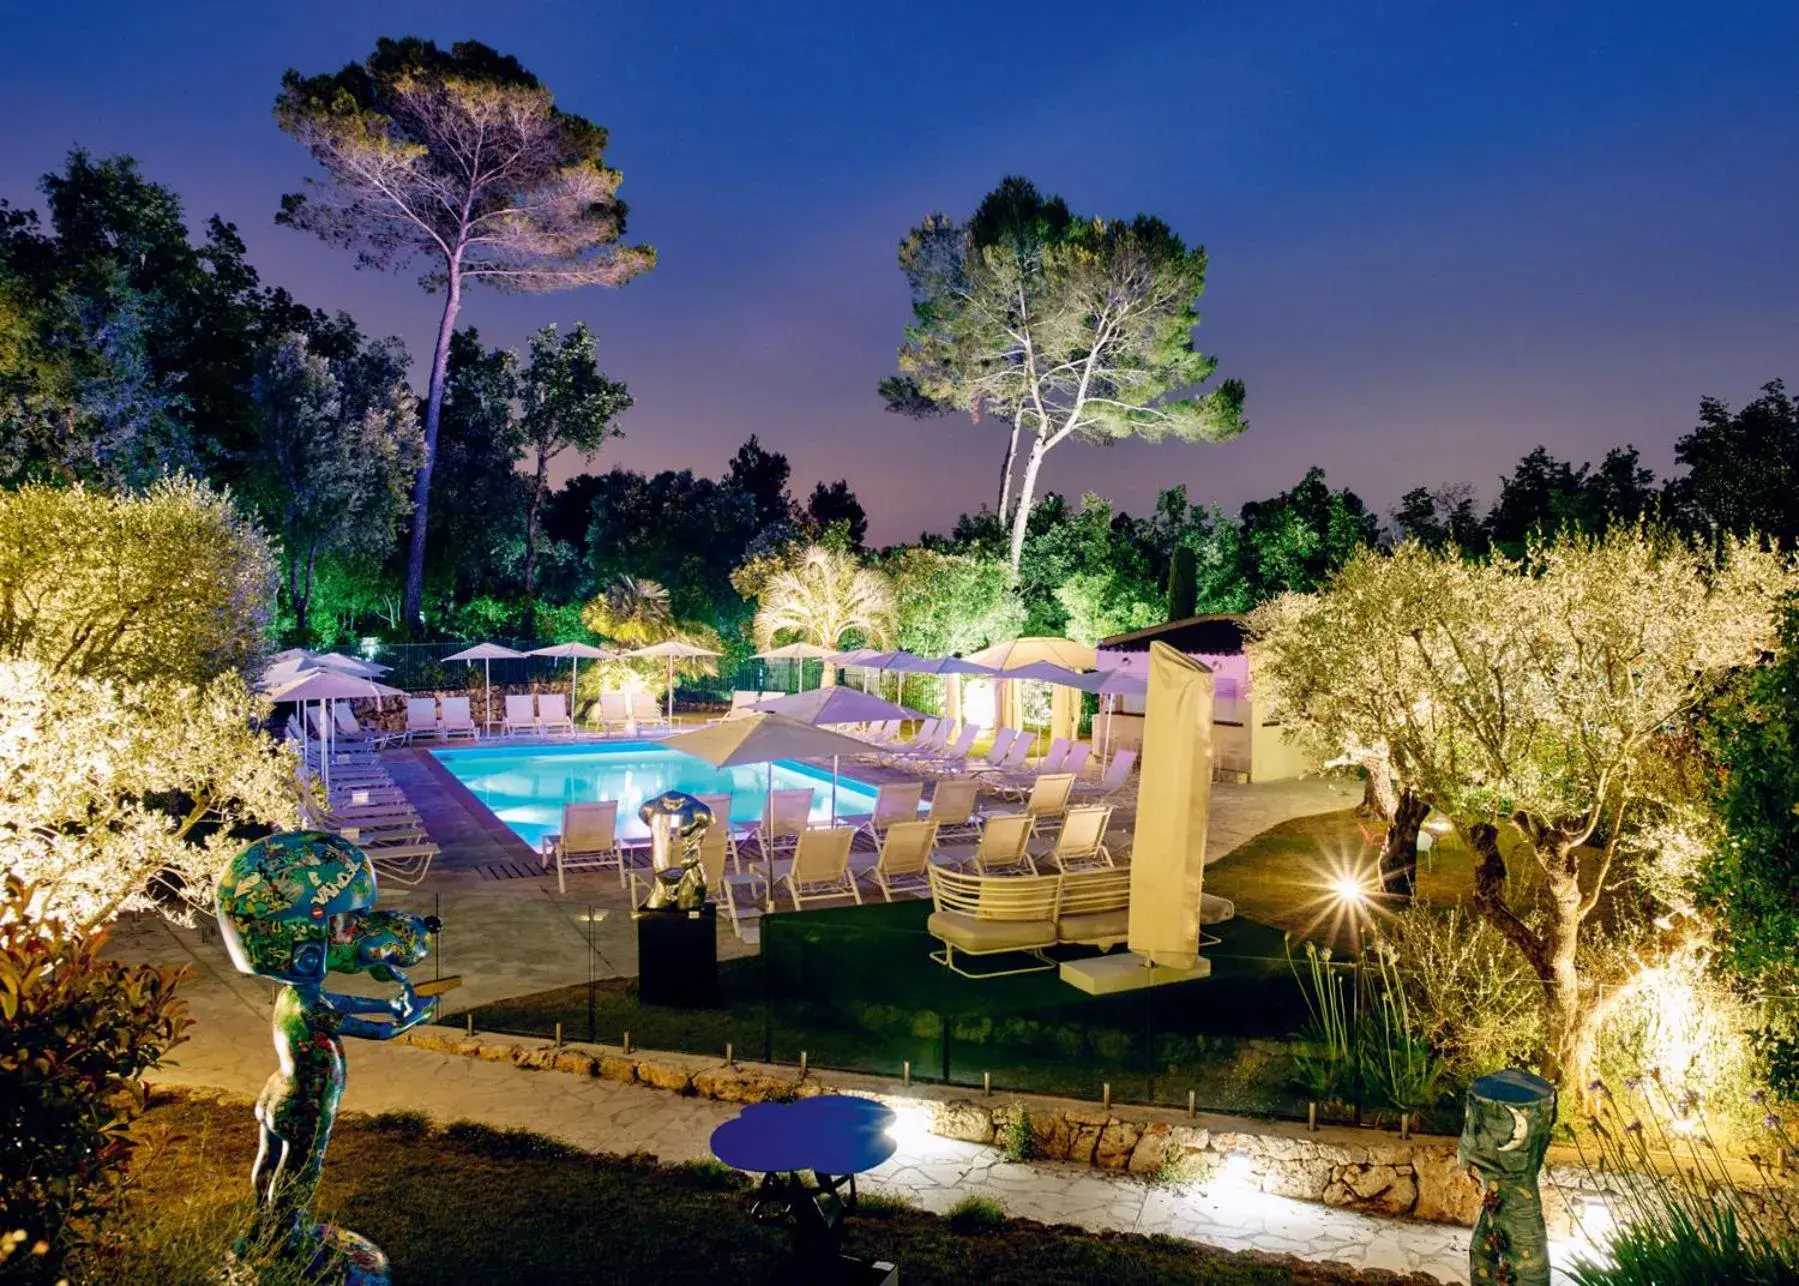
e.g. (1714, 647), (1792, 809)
(925, 866), (1236, 977)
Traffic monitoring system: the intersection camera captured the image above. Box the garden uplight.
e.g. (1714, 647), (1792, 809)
(1329, 874), (1370, 907)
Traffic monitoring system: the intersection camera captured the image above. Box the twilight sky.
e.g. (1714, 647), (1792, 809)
(3, 1), (1795, 544)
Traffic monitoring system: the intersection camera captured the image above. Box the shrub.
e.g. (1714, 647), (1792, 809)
(440, 1121), (580, 1161)
(1567, 1074), (1799, 1285)
(365, 1109), (432, 1139)
(946, 1196), (1007, 1235)
(1380, 905), (1541, 1080)
(670, 1159), (749, 1192)
(853, 1192), (914, 1219)
(993, 1103), (1033, 1162)
(0, 877), (190, 1282)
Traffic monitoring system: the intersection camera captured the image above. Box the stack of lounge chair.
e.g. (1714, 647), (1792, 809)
(288, 715), (438, 884)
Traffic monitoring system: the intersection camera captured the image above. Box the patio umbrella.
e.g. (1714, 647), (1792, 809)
(627, 640), (723, 724)
(824, 646), (887, 692)
(851, 650), (924, 705)
(528, 642), (616, 721)
(663, 713), (874, 906)
(753, 640), (836, 692)
(262, 649), (387, 688)
(444, 643), (528, 731)
(747, 687), (923, 727)
(263, 669), (405, 795)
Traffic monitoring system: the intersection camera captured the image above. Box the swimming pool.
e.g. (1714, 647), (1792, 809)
(429, 741), (885, 850)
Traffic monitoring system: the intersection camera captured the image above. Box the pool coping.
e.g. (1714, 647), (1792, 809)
(407, 746), (543, 866)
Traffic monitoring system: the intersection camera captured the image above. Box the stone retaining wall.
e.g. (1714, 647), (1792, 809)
(403, 1024), (1791, 1239)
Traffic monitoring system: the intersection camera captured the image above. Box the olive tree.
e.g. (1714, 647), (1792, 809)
(1247, 529), (1794, 1092)
(274, 37), (654, 631)
(0, 480), (294, 928)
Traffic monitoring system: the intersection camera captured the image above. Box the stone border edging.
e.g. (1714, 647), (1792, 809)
(397, 1022), (1494, 1228)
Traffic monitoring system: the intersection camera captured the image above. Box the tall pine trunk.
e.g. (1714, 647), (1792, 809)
(997, 408), (1023, 526)
(523, 445), (549, 598)
(401, 267), (463, 635)
(1007, 435), (1049, 573)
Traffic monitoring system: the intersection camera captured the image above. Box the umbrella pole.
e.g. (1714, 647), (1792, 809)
(831, 754), (839, 826)
(321, 700), (330, 798)
(483, 658), (491, 735)
(764, 759), (775, 912)
(572, 656), (579, 724)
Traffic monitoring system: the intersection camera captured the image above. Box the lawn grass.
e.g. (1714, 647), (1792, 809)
(86, 1090), (1440, 1285)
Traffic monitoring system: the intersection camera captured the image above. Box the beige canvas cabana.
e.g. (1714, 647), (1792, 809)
(965, 637), (1096, 745)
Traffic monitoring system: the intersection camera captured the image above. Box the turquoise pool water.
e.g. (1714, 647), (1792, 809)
(429, 741), (883, 849)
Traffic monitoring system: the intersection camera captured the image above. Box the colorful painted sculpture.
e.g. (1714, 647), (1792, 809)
(639, 790), (713, 912)
(215, 831), (440, 1282)
(1459, 1067), (1558, 1286)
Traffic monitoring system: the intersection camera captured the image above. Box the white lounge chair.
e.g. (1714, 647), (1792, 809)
(973, 736), (1030, 781)
(760, 787), (813, 856)
(891, 721), (953, 762)
(924, 778), (983, 845)
(879, 717), (938, 761)
(440, 696), (480, 741)
(1061, 742), (1093, 780)
(776, 826), (859, 909)
(1076, 749), (1138, 800)
(334, 703), (400, 749)
(545, 800), (624, 892)
(503, 694), (540, 736)
(969, 812), (1037, 875)
(1021, 773), (1077, 835)
(630, 690), (672, 732)
(598, 691), (631, 732)
(919, 724), (981, 774)
(696, 792), (749, 873)
(404, 698), (440, 743)
(537, 693), (576, 735)
(844, 780), (923, 840)
(1040, 804), (1114, 872)
(862, 820), (939, 902)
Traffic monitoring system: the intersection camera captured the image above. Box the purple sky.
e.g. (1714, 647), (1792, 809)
(3, 1), (1795, 543)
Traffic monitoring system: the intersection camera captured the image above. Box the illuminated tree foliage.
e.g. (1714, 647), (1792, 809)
(275, 37), (654, 631)
(746, 545), (894, 674)
(247, 331), (422, 636)
(888, 175), (1246, 571)
(1249, 529), (1795, 1093)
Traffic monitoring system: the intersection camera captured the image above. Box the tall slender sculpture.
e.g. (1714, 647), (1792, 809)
(1459, 1067), (1558, 1286)
(215, 831), (440, 1282)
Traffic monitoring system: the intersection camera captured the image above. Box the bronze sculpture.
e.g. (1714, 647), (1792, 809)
(639, 790), (714, 912)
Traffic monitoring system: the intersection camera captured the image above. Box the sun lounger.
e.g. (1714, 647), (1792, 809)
(695, 792), (749, 873)
(1061, 742), (1092, 779)
(545, 800), (625, 893)
(879, 717), (938, 760)
(404, 697), (440, 743)
(1038, 804), (1114, 872)
(334, 703), (400, 749)
(760, 788), (814, 855)
(1075, 749), (1138, 800)
(439, 696), (480, 741)
(537, 693), (576, 735)
(891, 721), (953, 761)
(973, 736), (1030, 781)
(1019, 773), (1076, 834)
(775, 826), (859, 909)
(843, 780), (923, 839)
(923, 778), (983, 845)
(918, 724), (981, 774)
(630, 690), (672, 732)
(968, 812), (1036, 875)
(862, 820), (939, 902)
(598, 691), (631, 732)
(503, 694), (540, 736)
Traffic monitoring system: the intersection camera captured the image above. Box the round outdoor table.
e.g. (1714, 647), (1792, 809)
(710, 1095), (897, 1276)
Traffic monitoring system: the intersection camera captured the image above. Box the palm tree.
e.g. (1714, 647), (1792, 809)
(582, 575), (673, 646)
(753, 546), (893, 685)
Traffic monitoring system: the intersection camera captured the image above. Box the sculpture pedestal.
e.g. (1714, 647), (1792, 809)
(636, 904), (718, 1007)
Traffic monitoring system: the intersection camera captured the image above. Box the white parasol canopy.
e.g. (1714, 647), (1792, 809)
(445, 642), (528, 730)
(747, 687), (923, 726)
(664, 712), (873, 904)
(263, 669), (406, 796)
(627, 640), (722, 724)
(753, 640), (836, 692)
(529, 642), (616, 721)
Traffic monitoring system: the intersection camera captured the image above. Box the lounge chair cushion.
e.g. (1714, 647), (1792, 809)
(1055, 908), (1130, 945)
(1200, 892), (1236, 924)
(927, 909), (1056, 954)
